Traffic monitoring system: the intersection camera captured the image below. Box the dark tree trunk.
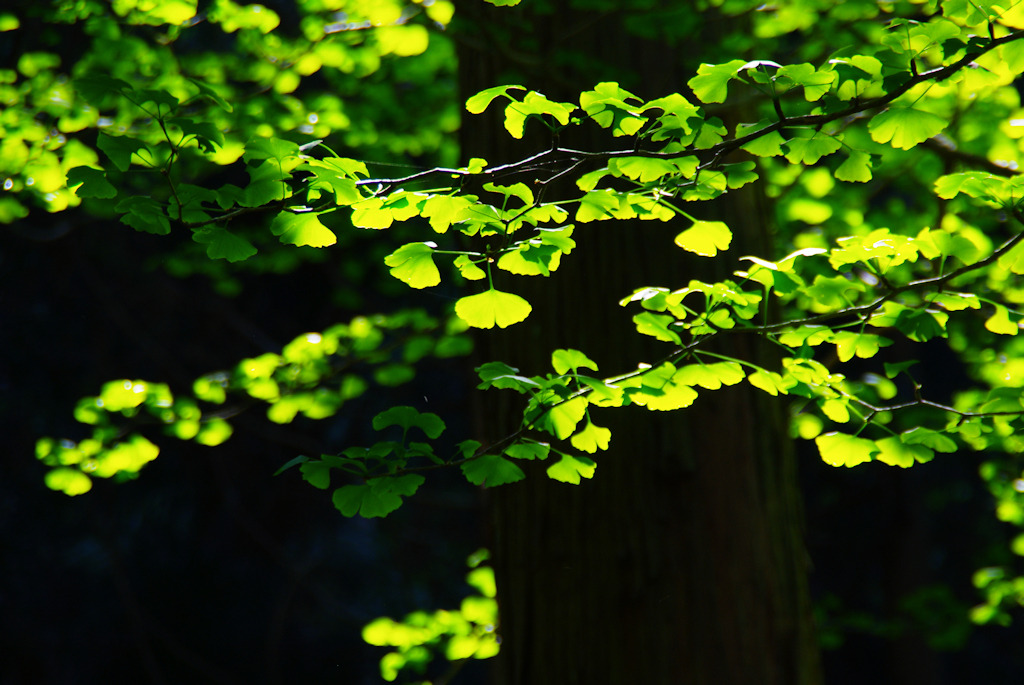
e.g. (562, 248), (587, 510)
(455, 3), (822, 683)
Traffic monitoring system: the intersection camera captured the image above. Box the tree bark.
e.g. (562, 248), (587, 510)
(455, 3), (821, 683)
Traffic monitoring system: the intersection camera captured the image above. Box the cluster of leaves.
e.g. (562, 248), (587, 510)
(37, 310), (470, 496)
(361, 549), (499, 682)
(24, 0), (1024, 628)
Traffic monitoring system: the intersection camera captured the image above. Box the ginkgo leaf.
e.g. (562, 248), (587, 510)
(332, 475), (424, 518)
(270, 211), (337, 247)
(546, 453), (597, 484)
(868, 107), (947, 150)
(551, 348), (598, 374)
(534, 396), (588, 440)
(384, 242), (441, 288)
(455, 289), (532, 328)
(747, 370), (789, 396)
(465, 84), (526, 114)
(784, 133), (843, 165)
(461, 453), (526, 486)
(875, 436), (933, 468)
(688, 59), (746, 103)
(570, 421), (611, 453)
(815, 432), (879, 467)
(835, 150), (873, 183)
(66, 166), (117, 198)
(985, 305), (1019, 335)
(673, 220), (732, 256)
(740, 128), (787, 157)
(193, 226), (257, 262)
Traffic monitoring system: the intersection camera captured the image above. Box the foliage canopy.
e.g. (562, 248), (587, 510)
(10, 0), (1024, 674)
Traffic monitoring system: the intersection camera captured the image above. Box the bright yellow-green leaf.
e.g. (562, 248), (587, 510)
(270, 211), (336, 247)
(821, 398), (851, 423)
(875, 436), (933, 468)
(985, 305), (1019, 335)
(835, 150), (873, 183)
(784, 132), (843, 164)
(546, 453), (596, 484)
(674, 362), (745, 389)
(45, 468), (93, 495)
(384, 242), (441, 289)
(815, 431), (879, 467)
(570, 421), (611, 453)
(552, 348), (598, 374)
(455, 289), (532, 329)
(792, 413), (823, 439)
(748, 370), (789, 396)
(377, 24), (429, 56)
(869, 107), (947, 150)
(688, 60), (747, 103)
(537, 396), (588, 440)
(673, 220), (732, 256)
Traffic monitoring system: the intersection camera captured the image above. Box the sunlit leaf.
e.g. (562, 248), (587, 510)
(869, 107), (947, 150)
(546, 453), (597, 484)
(815, 432), (879, 467)
(384, 242), (441, 288)
(674, 220), (732, 257)
(455, 289), (532, 329)
(270, 211), (337, 247)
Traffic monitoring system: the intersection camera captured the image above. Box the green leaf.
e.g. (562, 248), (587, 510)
(570, 421), (611, 453)
(900, 427), (958, 453)
(299, 459), (333, 489)
(688, 60), (747, 103)
(116, 197), (170, 235)
(505, 442), (550, 460)
(551, 349), (598, 374)
(476, 361), (541, 392)
(66, 166), (117, 199)
(673, 362), (745, 389)
(815, 432), (879, 467)
(985, 305), (1019, 335)
(455, 289), (532, 329)
(270, 211), (337, 247)
(534, 396), (588, 440)
(454, 254), (487, 280)
(673, 220), (732, 257)
(628, 363), (699, 411)
(579, 82), (646, 136)
(192, 226), (257, 262)
(835, 150), (873, 183)
(465, 84), (526, 113)
(576, 189), (620, 222)
(422, 194), (475, 232)
(74, 74), (132, 103)
(784, 132), (843, 165)
(831, 332), (892, 362)
(483, 181), (534, 206)
(97, 133), (151, 172)
(503, 91), (574, 138)
(868, 107), (947, 150)
(461, 454), (526, 486)
(44, 467), (92, 495)
(189, 77), (232, 112)
(875, 436), (933, 468)
(546, 453), (597, 484)
(748, 370), (789, 396)
(332, 475), (425, 518)
(372, 406), (445, 439)
(739, 125), (787, 157)
(633, 311), (681, 343)
(384, 242), (441, 288)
